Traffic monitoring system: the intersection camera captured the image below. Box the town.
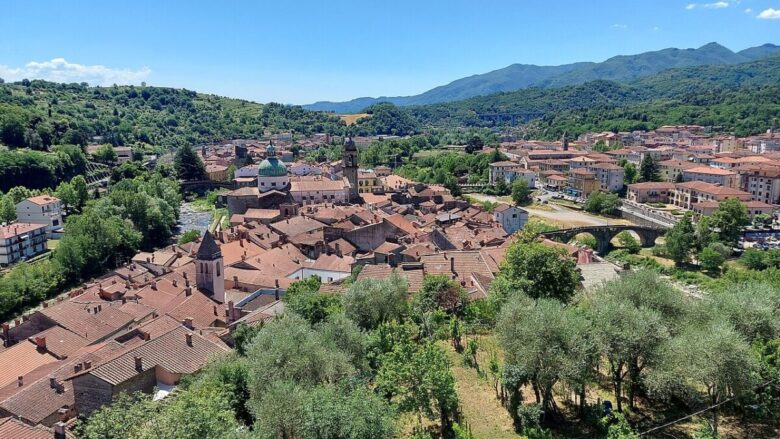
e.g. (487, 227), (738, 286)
(2, 3), (780, 437)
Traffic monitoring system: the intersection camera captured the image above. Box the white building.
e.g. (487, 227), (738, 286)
(0, 223), (47, 266)
(257, 144), (290, 193)
(493, 204), (528, 235)
(15, 195), (63, 237)
(587, 163), (625, 193)
(489, 161), (537, 187)
(289, 163), (323, 176)
(289, 177), (350, 205)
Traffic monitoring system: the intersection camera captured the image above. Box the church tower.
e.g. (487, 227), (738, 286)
(196, 230), (225, 303)
(343, 137), (359, 201)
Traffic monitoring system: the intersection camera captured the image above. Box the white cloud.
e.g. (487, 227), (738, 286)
(687, 1), (729, 9)
(0, 58), (151, 86)
(745, 8), (753, 13)
(757, 8), (780, 19)
(611, 23), (628, 29)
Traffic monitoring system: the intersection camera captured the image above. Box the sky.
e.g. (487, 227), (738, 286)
(1, 0), (779, 104)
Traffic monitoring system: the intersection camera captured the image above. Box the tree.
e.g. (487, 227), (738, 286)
(665, 213), (696, 265)
(699, 242), (728, 274)
(639, 155), (660, 182)
(55, 181), (78, 212)
(376, 341), (459, 435)
(740, 248), (768, 270)
(299, 385), (397, 439)
(648, 319), (758, 436)
(174, 144), (207, 181)
(623, 162), (638, 185)
(178, 229), (200, 245)
(498, 298), (597, 422)
(674, 172), (684, 183)
(283, 276), (341, 325)
(617, 231), (641, 254)
(0, 195), (16, 223)
(586, 292), (668, 412)
(511, 178), (532, 206)
(94, 144), (118, 164)
(496, 241), (580, 303)
(71, 175), (89, 210)
(711, 198), (749, 244)
(713, 282), (780, 343)
(78, 392), (154, 438)
(413, 275), (466, 315)
(465, 135), (484, 153)
(585, 191), (622, 216)
(344, 273), (408, 330)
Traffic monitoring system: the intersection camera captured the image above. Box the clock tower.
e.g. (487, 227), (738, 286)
(343, 137), (359, 202)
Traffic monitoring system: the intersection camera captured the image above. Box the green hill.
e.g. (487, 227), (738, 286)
(303, 42), (780, 113)
(0, 80), (346, 150)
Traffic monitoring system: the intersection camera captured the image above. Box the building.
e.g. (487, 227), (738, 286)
(738, 166), (780, 205)
(257, 143), (289, 192)
(343, 138), (359, 201)
(671, 181), (752, 210)
(0, 223), (47, 266)
(567, 168), (600, 198)
(682, 166), (737, 188)
(626, 182), (676, 204)
(493, 204), (528, 235)
(658, 159), (696, 182)
(692, 200), (774, 219)
(358, 170), (382, 194)
(489, 161), (538, 187)
(15, 196), (63, 237)
(289, 176), (351, 205)
(195, 231), (225, 303)
(205, 164), (229, 181)
(588, 163), (625, 192)
(114, 146), (133, 164)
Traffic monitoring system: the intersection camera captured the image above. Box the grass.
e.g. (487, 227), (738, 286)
(440, 336), (520, 439)
(338, 113), (369, 125)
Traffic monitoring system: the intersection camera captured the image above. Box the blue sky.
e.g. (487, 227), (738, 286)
(1, 0), (779, 104)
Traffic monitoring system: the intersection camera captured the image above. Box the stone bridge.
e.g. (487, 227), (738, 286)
(541, 225), (666, 255)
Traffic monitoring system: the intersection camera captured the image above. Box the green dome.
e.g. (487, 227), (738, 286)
(258, 157), (288, 177)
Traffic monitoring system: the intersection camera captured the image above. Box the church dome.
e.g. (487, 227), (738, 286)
(258, 143), (288, 177)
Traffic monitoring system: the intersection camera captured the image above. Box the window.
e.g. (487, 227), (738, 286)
(216, 263), (221, 277)
(52, 220), (59, 226)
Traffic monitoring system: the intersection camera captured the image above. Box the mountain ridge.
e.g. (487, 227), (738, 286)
(305, 42), (780, 113)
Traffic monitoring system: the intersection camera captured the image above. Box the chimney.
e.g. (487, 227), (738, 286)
(49, 377), (57, 389)
(35, 336), (47, 351)
(172, 279), (178, 287)
(73, 363), (82, 374)
(183, 272), (188, 279)
(185, 279), (190, 288)
(134, 356), (143, 371)
(185, 287), (192, 296)
(83, 360), (92, 369)
(17, 376), (23, 387)
(450, 256), (455, 274)
(228, 301), (235, 321)
(122, 297), (127, 305)
(275, 279), (280, 289)
(42, 301), (49, 308)
(54, 421), (67, 439)
(185, 333), (193, 347)
(57, 407), (69, 422)
(213, 304), (218, 316)
(142, 332), (151, 341)
(2, 323), (9, 347)
(183, 317), (193, 329)
(151, 281), (157, 290)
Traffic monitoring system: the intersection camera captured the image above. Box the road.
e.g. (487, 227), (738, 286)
(468, 193), (629, 228)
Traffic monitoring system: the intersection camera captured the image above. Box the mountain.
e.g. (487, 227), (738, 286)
(404, 55), (780, 139)
(304, 42), (780, 113)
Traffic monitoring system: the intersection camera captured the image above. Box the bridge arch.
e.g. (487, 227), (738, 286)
(540, 225), (666, 255)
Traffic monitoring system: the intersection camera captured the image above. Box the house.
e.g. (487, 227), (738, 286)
(658, 159), (696, 182)
(671, 181), (752, 210)
(626, 182), (676, 204)
(289, 177), (351, 205)
(357, 170), (382, 194)
(205, 164), (229, 181)
(0, 223), (47, 266)
(567, 169), (600, 199)
(587, 163), (625, 192)
(489, 161), (537, 187)
(493, 204), (528, 235)
(737, 165), (780, 205)
(70, 327), (228, 416)
(15, 196), (63, 237)
(682, 166), (737, 188)
(692, 200), (774, 219)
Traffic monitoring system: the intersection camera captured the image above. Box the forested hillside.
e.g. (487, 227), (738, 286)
(407, 56), (780, 138)
(0, 80), (346, 150)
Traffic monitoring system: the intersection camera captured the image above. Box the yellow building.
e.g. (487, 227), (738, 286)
(357, 170), (381, 194)
(567, 168), (600, 198)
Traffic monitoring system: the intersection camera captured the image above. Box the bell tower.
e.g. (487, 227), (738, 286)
(195, 231), (225, 303)
(343, 137), (359, 201)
